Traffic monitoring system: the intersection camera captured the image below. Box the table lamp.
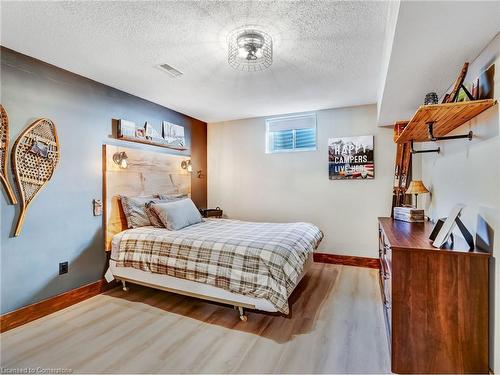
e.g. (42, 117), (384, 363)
(406, 180), (429, 208)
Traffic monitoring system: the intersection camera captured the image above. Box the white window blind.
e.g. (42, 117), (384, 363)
(266, 113), (317, 153)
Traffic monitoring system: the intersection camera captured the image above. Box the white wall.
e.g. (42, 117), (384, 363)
(208, 104), (395, 258)
(419, 33), (500, 372)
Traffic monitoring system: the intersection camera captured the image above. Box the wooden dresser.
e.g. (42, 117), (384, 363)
(378, 217), (489, 374)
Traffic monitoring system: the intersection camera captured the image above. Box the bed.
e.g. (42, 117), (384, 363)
(106, 218), (322, 319)
(102, 145), (323, 320)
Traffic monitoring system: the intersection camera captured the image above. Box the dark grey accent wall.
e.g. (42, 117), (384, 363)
(0, 47), (207, 314)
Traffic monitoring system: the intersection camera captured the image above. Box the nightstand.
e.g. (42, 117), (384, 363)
(199, 207), (223, 218)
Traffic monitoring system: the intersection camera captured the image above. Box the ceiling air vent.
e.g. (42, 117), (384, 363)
(157, 63), (183, 78)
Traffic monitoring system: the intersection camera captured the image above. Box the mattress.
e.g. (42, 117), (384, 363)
(111, 218), (323, 313)
(107, 256), (313, 312)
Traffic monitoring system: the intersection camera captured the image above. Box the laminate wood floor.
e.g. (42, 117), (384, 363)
(0, 264), (390, 374)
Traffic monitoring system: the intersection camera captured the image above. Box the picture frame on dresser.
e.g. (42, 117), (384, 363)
(431, 204), (464, 248)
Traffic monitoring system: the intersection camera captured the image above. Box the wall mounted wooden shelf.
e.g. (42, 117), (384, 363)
(395, 99), (497, 144)
(117, 136), (187, 151)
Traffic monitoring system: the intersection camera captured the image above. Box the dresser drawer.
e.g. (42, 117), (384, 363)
(378, 225), (392, 308)
(378, 223), (392, 352)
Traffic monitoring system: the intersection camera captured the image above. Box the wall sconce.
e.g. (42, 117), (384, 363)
(181, 159), (192, 173)
(113, 151), (128, 169)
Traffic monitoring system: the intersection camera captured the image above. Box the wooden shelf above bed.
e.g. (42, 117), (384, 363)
(395, 99), (497, 143)
(117, 136), (187, 151)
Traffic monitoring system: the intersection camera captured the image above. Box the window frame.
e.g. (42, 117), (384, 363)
(265, 113), (318, 154)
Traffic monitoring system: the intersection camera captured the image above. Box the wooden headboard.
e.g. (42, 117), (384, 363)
(103, 144), (191, 251)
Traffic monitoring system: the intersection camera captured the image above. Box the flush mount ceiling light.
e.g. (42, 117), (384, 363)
(228, 26), (272, 72)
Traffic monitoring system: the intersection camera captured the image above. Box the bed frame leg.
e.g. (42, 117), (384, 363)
(237, 306), (248, 322)
(121, 280), (129, 292)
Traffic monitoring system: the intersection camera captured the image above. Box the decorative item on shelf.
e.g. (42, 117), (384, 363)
(471, 79), (479, 100)
(12, 118), (60, 236)
(144, 121), (163, 142)
(162, 121), (185, 148)
(477, 63), (494, 100)
(457, 85), (474, 102)
(406, 180), (429, 208)
(117, 119), (136, 138)
(442, 62), (474, 103)
(112, 151), (128, 169)
(0, 105), (17, 204)
(424, 92), (438, 105)
(328, 135), (374, 180)
(228, 26), (273, 72)
(181, 159), (192, 173)
(135, 128), (145, 139)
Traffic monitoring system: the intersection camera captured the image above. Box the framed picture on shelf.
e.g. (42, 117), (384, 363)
(328, 135), (374, 180)
(117, 119), (136, 138)
(478, 63), (494, 100)
(162, 121), (185, 148)
(144, 121), (163, 142)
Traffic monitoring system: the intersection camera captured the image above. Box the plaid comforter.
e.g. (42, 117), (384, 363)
(111, 219), (323, 313)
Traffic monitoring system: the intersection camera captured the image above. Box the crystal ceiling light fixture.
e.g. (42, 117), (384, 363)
(228, 26), (272, 72)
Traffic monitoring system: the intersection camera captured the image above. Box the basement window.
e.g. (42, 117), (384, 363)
(265, 113), (317, 153)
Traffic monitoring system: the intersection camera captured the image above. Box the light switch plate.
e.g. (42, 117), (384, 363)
(93, 199), (103, 216)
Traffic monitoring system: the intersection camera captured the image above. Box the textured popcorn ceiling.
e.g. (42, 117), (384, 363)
(1, 1), (388, 122)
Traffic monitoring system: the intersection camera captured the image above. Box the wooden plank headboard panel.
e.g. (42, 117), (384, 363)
(103, 144), (191, 251)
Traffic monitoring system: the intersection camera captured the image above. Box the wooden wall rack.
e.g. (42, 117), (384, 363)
(395, 99), (496, 154)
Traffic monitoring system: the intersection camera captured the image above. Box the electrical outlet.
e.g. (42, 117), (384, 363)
(59, 261), (68, 275)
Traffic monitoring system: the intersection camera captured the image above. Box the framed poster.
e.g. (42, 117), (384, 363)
(328, 135), (374, 180)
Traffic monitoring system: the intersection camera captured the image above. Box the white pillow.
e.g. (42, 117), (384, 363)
(150, 198), (203, 230)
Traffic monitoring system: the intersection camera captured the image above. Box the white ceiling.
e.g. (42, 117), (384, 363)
(377, 1), (500, 126)
(0, 1), (389, 123)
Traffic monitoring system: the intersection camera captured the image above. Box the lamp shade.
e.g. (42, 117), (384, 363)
(406, 180), (429, 195)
